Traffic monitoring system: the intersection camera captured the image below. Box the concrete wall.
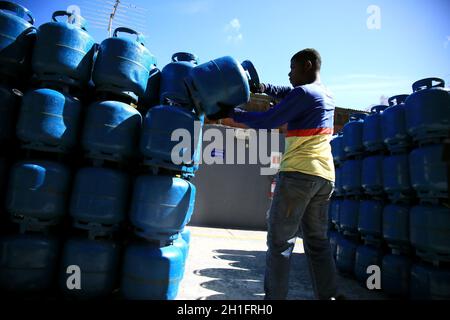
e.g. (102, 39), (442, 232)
(190, 125), (285, 231)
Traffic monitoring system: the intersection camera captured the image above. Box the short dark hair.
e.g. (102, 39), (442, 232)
(291, 48), (322, 71)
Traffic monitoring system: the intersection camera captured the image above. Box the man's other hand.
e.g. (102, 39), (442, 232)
(250, 83), (266, 94)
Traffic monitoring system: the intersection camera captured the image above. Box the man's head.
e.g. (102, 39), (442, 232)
(289, 48), (321, 87)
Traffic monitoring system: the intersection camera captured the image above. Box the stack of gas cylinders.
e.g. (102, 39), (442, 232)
(0, 2), (259, 300)
(330, 77), (450, 299)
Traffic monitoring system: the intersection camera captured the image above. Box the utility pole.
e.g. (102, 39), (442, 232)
(79, 0), (147, 37)
(108, 0), (121, 37)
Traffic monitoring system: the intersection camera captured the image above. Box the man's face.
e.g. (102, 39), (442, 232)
(289, 58), (316, 87)
(288, 59), (303, 87)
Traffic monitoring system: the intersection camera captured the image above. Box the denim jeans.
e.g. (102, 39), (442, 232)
(264, 171), (337, 300)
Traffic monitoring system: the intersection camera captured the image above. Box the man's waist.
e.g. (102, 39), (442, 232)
(286, 127), (333, 137)
(278, 170), (333, 183)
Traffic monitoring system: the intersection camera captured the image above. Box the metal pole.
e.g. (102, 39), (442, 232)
(108, 0), (121, 37)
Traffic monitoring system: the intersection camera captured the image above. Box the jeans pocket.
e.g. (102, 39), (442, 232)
(281, 174), (317, 193)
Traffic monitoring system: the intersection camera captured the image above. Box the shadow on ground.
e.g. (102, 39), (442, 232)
(193, 248), (388, 300)
(193, 249), (314, 300)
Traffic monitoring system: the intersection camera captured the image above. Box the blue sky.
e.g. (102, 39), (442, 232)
(13, 0), (450, 110)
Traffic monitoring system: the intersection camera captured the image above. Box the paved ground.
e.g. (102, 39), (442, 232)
(177, 226), (388, 300)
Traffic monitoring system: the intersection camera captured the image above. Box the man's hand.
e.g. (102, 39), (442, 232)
(227, 106), (247, 121)
(250, 83), (266, 94)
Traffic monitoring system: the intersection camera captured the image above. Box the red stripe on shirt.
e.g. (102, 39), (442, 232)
(286, 128), (334, 137)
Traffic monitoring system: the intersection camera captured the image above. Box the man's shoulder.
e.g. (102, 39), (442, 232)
(285, 86), (308, 101)
(301, 83), (335, 106)
(301, 83), (333, 96)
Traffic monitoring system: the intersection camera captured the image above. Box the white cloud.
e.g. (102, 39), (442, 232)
(229, 18), (240, 30)
(227, 33), (243, 43)
(225, 18), (243, 44)
(445, 36), (450, 49)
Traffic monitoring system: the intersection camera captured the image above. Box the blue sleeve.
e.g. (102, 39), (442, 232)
(263, 83), (293, 100)
(231, 87), (307, 129)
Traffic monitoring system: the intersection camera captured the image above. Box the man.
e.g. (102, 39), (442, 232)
(229, 48), (340, 300)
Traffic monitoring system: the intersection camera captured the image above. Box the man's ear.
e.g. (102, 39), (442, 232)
(304, 60), (313, 71)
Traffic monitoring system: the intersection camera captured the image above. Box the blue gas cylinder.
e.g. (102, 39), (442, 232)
(70, 167), (130, 232)
(358, 200), (383, 242)
(334, 166), (343, 196)
(405, 78), (450, 144)
(173, 235), (189, 275)
(0, 157), (7, 222)
(382, 204), (410, 251)
(0, 157), (6, 191)
(16, 88), (82, 153)
(173, 234), (189, 261)
(32, 11), (95, 87)
(82, 100), (142, 163)
(138, 67), (161, 112)
(6, 160), (71, 229)
(0, 84), (21, 147)
(121, 241), (184, 300)
(59, 237), (120, 299)
(410, 205), (450, 263)
(329, 198), (341, 229)
(361, 155), (384, 196)
(340, 199), (360, 235)
(0, 234), (59, 292)
(336, 237), (358, 275)
(381, 95), (411, 153)
(331, 133), (345, 166)
(362, 105), (388, 152)
(160, 52), (199, 106)
(342, 159), (362, 196)
(383, 154), (414, 203)
(130, 175), (196, 241)
(181, 228), (191, 246)
(354, 245), (384, 285)
(381, 254), (412, 297)
(411, 263), (450, 300)
(343, 113), (367, 157)
(92, 27), (157, 100)
(0, 1), (35, 81)
(140, 105), (203, 175)
(241, 60), (260, 94)
(180, 228), (191, 261)
(410, 144), (448, 200)
(185, 56), (257, 120)
(329, 230), (343, 260)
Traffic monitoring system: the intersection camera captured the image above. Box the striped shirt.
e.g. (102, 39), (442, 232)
(230, 82), (335, 182)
